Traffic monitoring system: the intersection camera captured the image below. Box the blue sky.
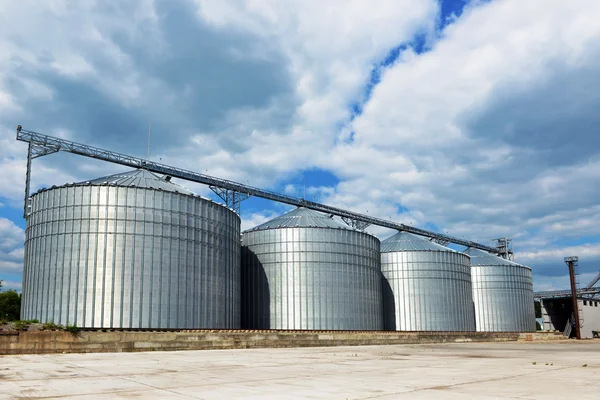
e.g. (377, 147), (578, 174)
(1, 0), (600, 292)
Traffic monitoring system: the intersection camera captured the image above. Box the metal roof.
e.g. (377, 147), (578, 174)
(245, 207), (355, 232)
(381, 231), (458, 253)
(464, 247), (530, 269)
(74, 169), (194, 195)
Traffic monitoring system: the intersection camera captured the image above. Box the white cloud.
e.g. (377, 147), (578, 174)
(0, 0), (438, 208)
(0, 218), (24, 251)
(0, 217), (24, 277)
(0, 1), (163, 204)
(0, 260), (22, 274)
(533, 272), (599, 292)
(519, 244), (600, 267)
(0, 0), (160, 95)
(0, 280), (22, 292)
(0, 126), (85, 207)
(312, 0), (600, 266)
(283, 184), (298, 196)
(189, 0), (439, 184)
(241, 210), (282, 232)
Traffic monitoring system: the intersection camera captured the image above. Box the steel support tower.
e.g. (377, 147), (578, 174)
(492, 237), (514, 261)
(565, 256), (581, 340)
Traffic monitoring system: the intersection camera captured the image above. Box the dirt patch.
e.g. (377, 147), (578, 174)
(458, 354), (503, 359)
(0, 322), (45, 332)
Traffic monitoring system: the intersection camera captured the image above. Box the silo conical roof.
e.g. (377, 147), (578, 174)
(246, 207), (353, 232)
(74, 169), (194, 195)
(464, 247), (530, 269)
(381, 231), (458, 253)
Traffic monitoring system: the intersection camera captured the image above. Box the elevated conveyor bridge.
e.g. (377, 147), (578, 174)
(16, 125), (501, 255)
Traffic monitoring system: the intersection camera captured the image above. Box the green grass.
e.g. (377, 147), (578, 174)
(2, 319), (41, 331)
(42, 322), (63, 331)
(64, 323), (80, 334)
(2, 319), (81, 333)
(13, 321), (28, 330)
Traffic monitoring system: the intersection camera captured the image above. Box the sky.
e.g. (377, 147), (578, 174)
(1, 0), (600, 293)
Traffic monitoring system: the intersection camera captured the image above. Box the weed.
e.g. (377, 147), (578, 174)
(532, 362), (537, 365)
(13, 321), (29, 330)
(42, 321), (63, 331)
(64, 323), (80, 334)
(582, 364), (588, 367)
(5, 320), (40, 330)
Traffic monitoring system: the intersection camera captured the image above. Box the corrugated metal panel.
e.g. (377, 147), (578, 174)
(381, 232), (475, 331)
(465, 248), (535, 332)
(241, 209), (383, 330)
(381, 231), (460, 252)
(21, 185), (241, 329)
(245, 207), (355, 231)
(72, 169), (195, 195)
(465, 248), (529, 268)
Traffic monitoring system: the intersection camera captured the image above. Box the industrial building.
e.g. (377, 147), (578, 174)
(536, 269), (600, 339)
(466, 248), (535, 332)
(241, 207), (383, 330)
(20, 169), (241, 329)
(381, 232), (476, 331)
(541, 297), (600, 339)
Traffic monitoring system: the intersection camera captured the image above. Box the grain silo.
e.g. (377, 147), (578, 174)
(381, 232), (475, 331)
(20, 169), (241, 329)
(465, 248), (535, 332)
(241, 207), (383, 330)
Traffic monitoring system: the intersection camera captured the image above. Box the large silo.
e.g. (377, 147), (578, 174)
(465, 248), (535, 332)
(381, 232), (475, 331)
(21, 169), (241, 329)
(241, 207), (383, 330)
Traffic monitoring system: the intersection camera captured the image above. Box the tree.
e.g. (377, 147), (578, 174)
(0, 289), (21, 321)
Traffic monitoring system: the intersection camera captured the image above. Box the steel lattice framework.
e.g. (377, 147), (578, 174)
(534, 268), (600, 300)
(585, 271), (600, 289)
(16, 125), (501, 254)
(534, 288), (600, 300)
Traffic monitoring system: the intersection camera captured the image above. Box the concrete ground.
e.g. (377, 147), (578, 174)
(0, 341), (598, 399)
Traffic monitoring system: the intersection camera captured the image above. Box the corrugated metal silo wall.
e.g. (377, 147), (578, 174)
(381, 251), (476, 331)
(471, 265), (535, 332)
(241, 227), (383, 330)
(21, 185), (241, 329)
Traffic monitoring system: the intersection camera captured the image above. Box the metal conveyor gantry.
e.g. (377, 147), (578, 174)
(15, 125), (502, 255)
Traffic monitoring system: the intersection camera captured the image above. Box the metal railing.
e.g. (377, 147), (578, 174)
(534, 288), (600, 300)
